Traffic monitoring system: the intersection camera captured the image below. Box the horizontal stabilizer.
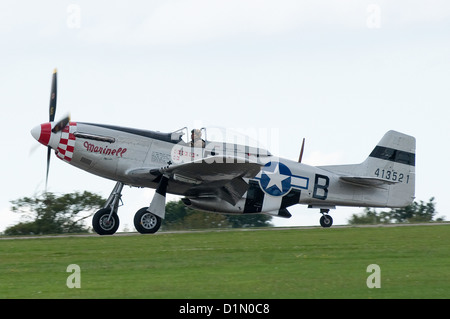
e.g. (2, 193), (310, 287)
(340, 176), (399, 187)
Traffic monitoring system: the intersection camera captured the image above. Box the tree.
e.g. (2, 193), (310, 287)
(162, 200), (229, 231)
(6, 191), (106, 235)
(162, 199), (273, 231)
(390, 197), (440, 223)
(226, 214), (273, 228)
(348, 207), (390, 225)
(348, 197), (443, 225)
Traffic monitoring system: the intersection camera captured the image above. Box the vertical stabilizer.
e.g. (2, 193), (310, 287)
(363, 130), (416, 207)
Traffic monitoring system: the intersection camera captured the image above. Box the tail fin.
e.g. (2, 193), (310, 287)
(365, 130), (416, 207)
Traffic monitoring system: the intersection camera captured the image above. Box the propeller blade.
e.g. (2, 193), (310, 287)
(46, 146), (51, 191)
(49, 68), (57, 122)
(52, 114), (71, 133)
(298, 138), (305, 163)
(46, 68), (57, 191)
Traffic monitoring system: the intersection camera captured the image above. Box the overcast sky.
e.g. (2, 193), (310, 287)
(1, 0), (449, 232)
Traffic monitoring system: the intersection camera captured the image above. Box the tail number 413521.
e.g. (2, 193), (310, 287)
(374, 169), (410, 183)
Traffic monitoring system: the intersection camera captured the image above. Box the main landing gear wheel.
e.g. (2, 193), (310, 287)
(92, 208), (120, 235)
(320, 214), (333, 228)
(134, 207), (162, 234)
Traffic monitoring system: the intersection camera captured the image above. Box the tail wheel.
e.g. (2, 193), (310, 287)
(320, 214), (333, 228)
(92, 208), (120, 235)
(134, 207), (162, 234)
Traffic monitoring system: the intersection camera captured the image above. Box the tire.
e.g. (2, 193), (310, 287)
(134, 207), (162, 234)
(92, 208), (120, 235)
(320, 215), (333, 228)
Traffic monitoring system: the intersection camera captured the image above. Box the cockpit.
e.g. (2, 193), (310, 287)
(170, 126), (272, 162)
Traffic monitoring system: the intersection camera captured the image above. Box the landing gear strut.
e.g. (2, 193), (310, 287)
(133, 175), (168, 234)
(319, 209), (333, 228)
(92, 177), (167, 235)
(92, 182), (123, 235)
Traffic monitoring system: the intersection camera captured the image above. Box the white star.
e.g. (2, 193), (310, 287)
(264, 163), (290, 193)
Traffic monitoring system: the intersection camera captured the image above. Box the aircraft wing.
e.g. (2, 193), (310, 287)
(127, 155), (263, 205)
(165, 155), (262, 205)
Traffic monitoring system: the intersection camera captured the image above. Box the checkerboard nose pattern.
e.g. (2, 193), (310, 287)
(56, 122), (77, 163)
(56, 122), (77, 162)
(31, 122), (77, 163)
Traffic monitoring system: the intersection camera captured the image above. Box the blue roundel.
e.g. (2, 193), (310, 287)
(259, 162), (292, 196)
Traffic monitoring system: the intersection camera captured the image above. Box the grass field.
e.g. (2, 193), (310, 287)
(1, 224), (449, 299)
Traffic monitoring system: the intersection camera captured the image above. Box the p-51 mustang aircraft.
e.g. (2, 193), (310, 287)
(31, 70), (416, 235)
